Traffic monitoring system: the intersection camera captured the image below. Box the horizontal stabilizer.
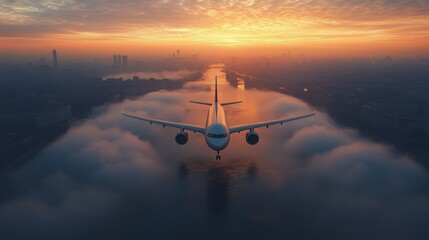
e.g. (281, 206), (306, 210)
(189, 101), (212, 106)
(221, 101), (243, 106)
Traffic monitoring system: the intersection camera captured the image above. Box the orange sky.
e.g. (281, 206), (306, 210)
(1, 0), (428, 58)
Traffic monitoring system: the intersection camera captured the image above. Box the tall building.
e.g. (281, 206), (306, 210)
(52, 49), (58, 68)
(177, 49), (180, 58)
(113, 55), (117, 67)
(122, 56), (128, 70)
(118, 55), (122, 69)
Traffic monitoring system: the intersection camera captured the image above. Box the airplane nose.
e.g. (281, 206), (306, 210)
(206, 137), (229, 151)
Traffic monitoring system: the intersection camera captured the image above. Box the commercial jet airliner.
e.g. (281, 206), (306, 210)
(122, 76), (315, 160)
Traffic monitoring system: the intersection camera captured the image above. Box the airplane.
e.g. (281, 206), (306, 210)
(122, 76), (315, 160)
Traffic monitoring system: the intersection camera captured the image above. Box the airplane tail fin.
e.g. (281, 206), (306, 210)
(215, 76), (218, 103)
(188, 76), (218, 106)
(213, 76), (242, 106)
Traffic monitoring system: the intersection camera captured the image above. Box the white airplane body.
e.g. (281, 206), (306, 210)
(122, 76), (315, 160)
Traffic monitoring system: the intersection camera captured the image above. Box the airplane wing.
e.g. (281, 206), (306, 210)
(122, 106), (206, 133)
(229, 111), (316, 133)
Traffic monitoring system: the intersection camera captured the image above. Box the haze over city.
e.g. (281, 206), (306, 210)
(1, 1), (429, 240)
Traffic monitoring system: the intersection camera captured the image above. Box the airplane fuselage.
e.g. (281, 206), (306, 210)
(205, 103), (230, 151)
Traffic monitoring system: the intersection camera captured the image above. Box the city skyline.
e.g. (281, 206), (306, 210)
(52, 48), (58, 68)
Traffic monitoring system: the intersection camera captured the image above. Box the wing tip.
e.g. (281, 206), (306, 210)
(121, 104), (126, 115)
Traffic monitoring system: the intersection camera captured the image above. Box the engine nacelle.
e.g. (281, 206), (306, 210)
(175, 131), (188, 145)
(246, 131), (259, 145)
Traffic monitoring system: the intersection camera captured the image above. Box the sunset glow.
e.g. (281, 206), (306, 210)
(1, 0), (429, 57)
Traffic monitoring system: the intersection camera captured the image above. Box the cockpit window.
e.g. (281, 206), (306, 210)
(207, 133), (228, 138)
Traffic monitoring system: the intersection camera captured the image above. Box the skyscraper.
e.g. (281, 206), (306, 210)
(177, 49), (180, 58)
(52, 49), (58, 68)
(122, 56), (128, 70)
(113, 55), (117, 67)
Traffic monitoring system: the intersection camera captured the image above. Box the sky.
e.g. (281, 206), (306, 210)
(1, 0), (429, 58)
(1, 66), (429, 239)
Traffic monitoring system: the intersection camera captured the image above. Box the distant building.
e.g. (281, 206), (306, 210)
(122, 56), (128, 70)
(177, 49), (181, 58)
(53, 49), (58, 68)
(113, 55), (117, 67)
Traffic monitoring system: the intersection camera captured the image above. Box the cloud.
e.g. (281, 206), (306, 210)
(274, 141), (429, 239)
(0, 0), (428, 46)
(0, 120), (171, 239)
(284, 125), (352, 159)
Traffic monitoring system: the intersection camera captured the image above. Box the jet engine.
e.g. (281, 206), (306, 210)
(175, 131), (188, 145)
(246, 131), (259, 145)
